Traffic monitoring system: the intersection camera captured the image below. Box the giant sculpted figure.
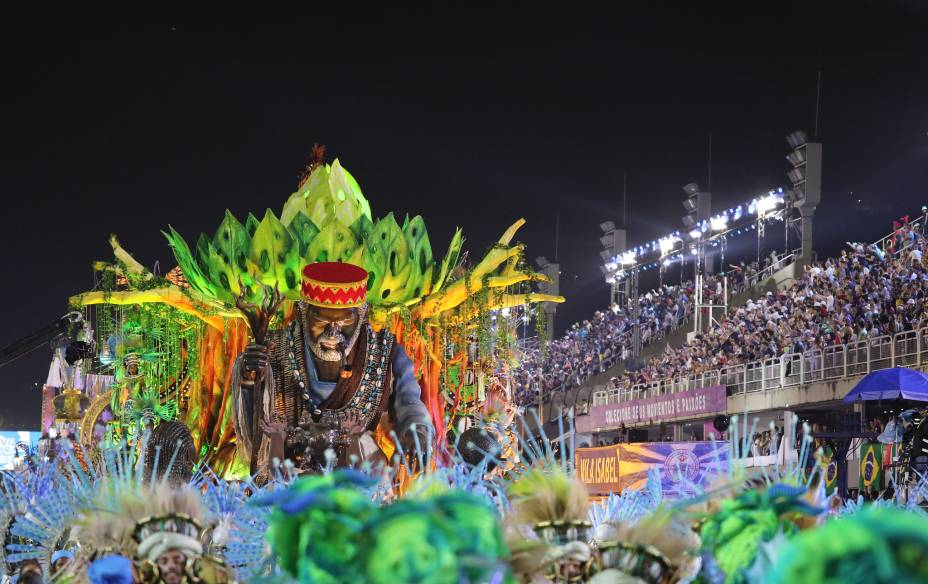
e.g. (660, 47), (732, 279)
(232, 262), (433, 474)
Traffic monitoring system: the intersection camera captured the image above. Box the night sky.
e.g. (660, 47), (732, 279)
(2, 6), (927, 428)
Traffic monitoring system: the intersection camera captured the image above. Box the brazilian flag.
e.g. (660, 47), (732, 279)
(820, 446), (838, 494)
(859, 442), (884, 491)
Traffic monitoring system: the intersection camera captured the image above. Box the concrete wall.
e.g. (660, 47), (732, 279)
(727, 376), (858, 415)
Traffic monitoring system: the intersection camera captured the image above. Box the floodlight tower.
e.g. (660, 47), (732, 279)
(535, 256), (559, 340)
(785, 130), (822, 265)
(598, 221), (627, 305)
(628, 266), (641, 357)
(681, 183), (713, 276)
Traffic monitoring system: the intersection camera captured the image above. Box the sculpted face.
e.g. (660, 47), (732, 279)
(156, 549), (187, 584)
(306, 305), (362, 362)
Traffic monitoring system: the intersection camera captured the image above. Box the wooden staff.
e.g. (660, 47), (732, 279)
(236, 285), (284, 476)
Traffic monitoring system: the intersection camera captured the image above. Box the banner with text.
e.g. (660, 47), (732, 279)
(0, 431), (42, 470)
(617, 441), (729, 497)
(575, 445), (622, 496)
(576, 385), (728, 433)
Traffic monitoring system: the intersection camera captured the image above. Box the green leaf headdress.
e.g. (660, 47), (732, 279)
(124, 389), (179, 429)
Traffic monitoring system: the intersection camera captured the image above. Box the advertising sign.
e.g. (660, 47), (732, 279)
(574, 445), (621, 496)
(575, 441), (729, 498)
(617, 441), (729, 497)
(576, 385), (727, 433)
(0, 431), (42, 470)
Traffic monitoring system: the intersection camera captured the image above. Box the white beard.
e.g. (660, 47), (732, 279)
(309, 340), (344, 362)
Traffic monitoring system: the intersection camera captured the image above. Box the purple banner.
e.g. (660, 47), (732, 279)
(576, 385), (727, 433)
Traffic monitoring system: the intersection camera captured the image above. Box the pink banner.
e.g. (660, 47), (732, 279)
(576, 385), (727, 433)
(41, 385), (57, 433)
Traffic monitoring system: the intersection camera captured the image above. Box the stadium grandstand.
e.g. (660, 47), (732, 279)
(519, 211), (928, 466)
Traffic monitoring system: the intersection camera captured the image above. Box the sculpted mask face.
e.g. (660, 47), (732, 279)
(156, 549), (187, 584)
(306, 305), (365, 362)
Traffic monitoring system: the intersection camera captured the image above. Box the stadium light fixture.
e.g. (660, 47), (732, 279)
(785, 130), (808, 149)
(620, 251), (637, 265)
(756, 194), (780, 216)
(658, 236), (677, 255)
(682, 182), (700, 196)
(710, 214), (728, 231)
(536, 256), (550, 268)
(599, 221), (616, 233)
(688, 228), (702, 239)
(599, 250), (613, 262)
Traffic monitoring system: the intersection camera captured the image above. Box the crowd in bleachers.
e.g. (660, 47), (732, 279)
(613, 224), (928, 390)
(512, 271), (736, 405)
(514, 219), (928, 407)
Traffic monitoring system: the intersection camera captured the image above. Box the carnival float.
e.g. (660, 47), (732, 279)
(48, 146), (561, 477)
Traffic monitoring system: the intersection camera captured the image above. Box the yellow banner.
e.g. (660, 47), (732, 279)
(574, 445), (621, 495)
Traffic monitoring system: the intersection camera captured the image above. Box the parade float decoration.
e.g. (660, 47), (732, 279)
(67, 147), (563, 476)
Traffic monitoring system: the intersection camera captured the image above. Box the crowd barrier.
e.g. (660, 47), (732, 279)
(590, 327), (928, 406)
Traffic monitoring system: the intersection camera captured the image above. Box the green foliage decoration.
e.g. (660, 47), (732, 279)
(765, 505), (928, 584)
(163, 160), (463, 311)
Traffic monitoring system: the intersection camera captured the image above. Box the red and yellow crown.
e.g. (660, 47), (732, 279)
(301, 262), (369, 308)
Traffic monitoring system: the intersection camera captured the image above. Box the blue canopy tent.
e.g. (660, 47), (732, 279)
(843, 367), (928, 403)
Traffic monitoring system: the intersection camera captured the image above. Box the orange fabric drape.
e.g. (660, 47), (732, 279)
(183, 322), (249, 476)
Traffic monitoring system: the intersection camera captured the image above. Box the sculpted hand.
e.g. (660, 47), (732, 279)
(399, 424), (433, 471)
(241, 343), (269, 382)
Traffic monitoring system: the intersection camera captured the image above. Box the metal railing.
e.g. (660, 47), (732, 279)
(591, 327), (928, 406)
(724, 248), (801, 295)
(873, 215), (925, 257)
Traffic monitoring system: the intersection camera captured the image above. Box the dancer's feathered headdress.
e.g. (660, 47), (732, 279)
(71, 477), (208, 562)
(125, 389), (179, 429)
(0, 464), (60, 577)
(5, 470), (80, 575)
